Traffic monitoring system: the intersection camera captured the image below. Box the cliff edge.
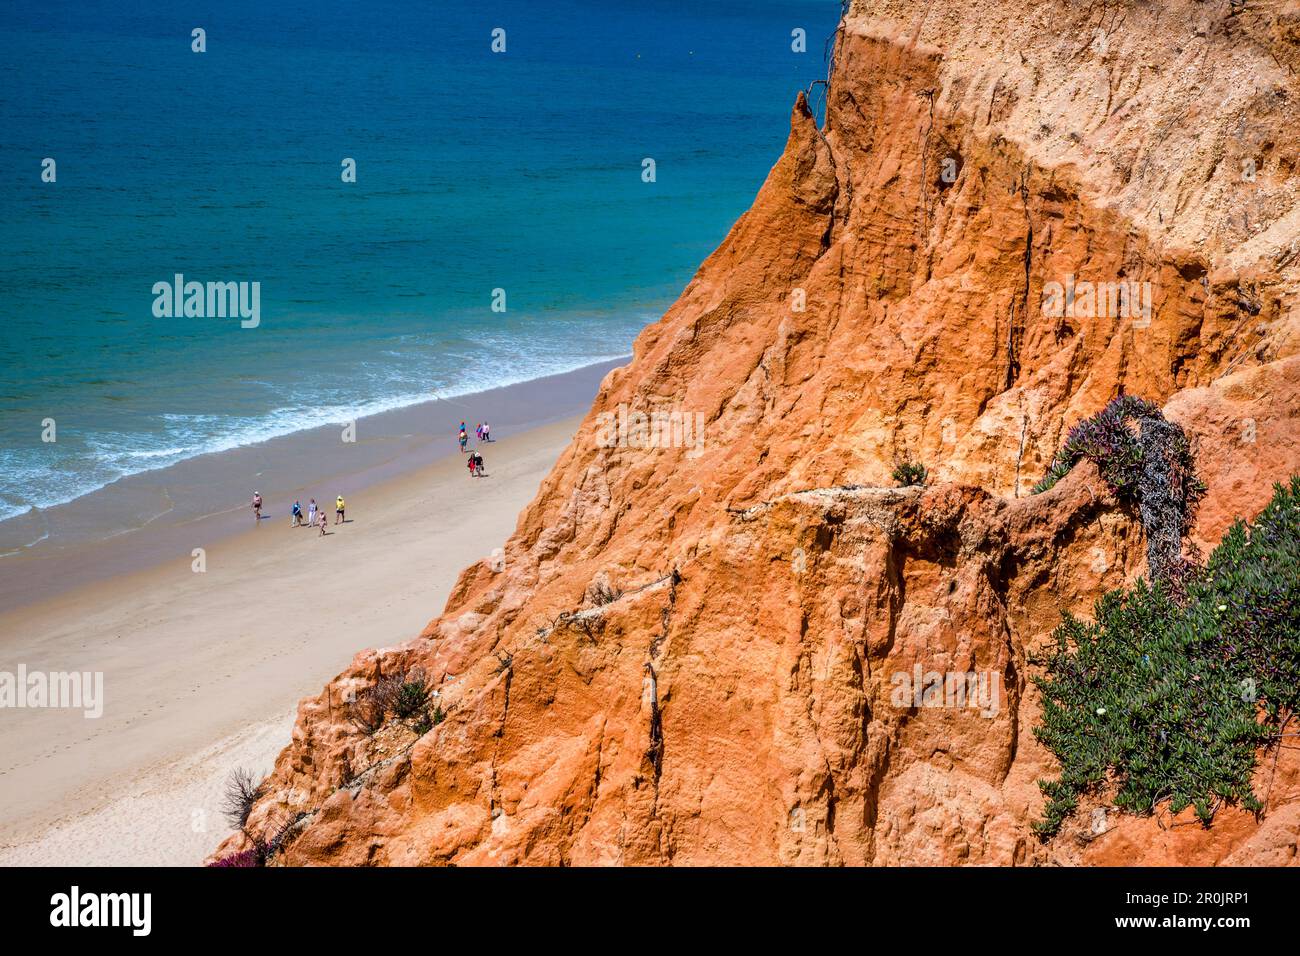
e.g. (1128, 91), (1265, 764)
(216, 0), (1300, 865)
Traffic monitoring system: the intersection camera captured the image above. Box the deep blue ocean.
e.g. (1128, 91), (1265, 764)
(0, 0), (841, 523)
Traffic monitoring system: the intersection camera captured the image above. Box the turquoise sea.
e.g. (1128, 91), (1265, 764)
(0, 0), (841, 522)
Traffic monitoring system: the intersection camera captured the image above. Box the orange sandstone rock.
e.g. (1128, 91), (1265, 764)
(214, 0), (1300, 866)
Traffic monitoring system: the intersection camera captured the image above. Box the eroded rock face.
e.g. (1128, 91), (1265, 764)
(216, 1), (1300, 866)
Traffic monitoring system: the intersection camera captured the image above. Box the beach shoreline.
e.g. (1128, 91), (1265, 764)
(0, 358), (623, 614)
(0, 362), (608, 865)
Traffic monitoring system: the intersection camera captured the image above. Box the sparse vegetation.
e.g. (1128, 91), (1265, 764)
(587, 579), (624, 607)
(347, 667), (443, 735)
(1032, 477), (1300, 839)
(221, 767), (264, 830)
(261, 811), (307, 860)
(347, 672), (402, 735)
(209, 810), (308, 868)
(411, 701), (445, 736)
(394, 669), (431, 720)
(890, 459), (928, 487)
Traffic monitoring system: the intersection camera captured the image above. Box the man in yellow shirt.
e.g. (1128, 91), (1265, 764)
(335, 495), (346, 525)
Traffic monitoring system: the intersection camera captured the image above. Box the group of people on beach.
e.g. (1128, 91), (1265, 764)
(247, 418), (495, 530)
(459, 420), (491, 478)
(251, 491), (346, 537)
(458, 421), (490, 450)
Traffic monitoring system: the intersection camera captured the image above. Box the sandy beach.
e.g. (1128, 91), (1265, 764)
(0, 404), (585, 865)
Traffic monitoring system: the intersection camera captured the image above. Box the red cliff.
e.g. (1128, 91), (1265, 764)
(215, 0), (1300, 865)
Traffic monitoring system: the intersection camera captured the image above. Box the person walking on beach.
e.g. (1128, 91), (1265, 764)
(318, 509), (329, 536)
(291, 500), (303, 527)
(308, 498), (318, 526)
(252, 492), (263, 521)
(459, 423), (468, 453)
(482, 422), (491, 442)
(335, 494), (346, 524)
(468, 453), (477, 477)
(476, 423), (483, 442)
(472, 451), (485, 477)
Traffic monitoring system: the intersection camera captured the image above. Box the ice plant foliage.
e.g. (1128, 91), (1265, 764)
(1034, 395), (1159, 496)
(1032, 395), (1203, 585)
(1032, 477), (1300, 839)
(208, 848), (260, 867)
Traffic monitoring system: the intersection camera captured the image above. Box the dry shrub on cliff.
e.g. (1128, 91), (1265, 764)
(586, 577), (624, 607)
(262, 811), (308, 860)
(208, 811), (308, 868)
(221, 767), (264, 830)
(1032, 476), (1300, 838)
(348, 672), (402, 735)
(347, 667), (440, 735)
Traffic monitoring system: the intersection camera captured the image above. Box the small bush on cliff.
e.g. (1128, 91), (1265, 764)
(209, 811), (307, 868)
(348, 668), (438, 734)
(890, 460), (928, 487)
(1032, 477), (1300, 839)
(411, 701), (445, 736)
(394, 669), (431, 720)
(221, 767), (263, 830)
(348, 673), (402, 735)
(587, 578), (624, 607)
